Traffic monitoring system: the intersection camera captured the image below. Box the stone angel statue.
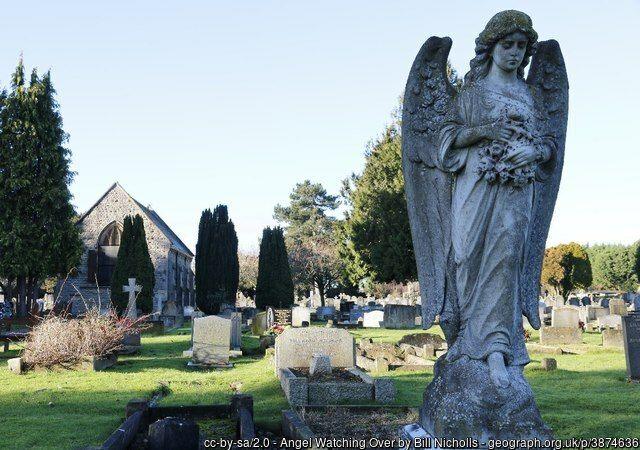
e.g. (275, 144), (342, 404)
(401, 10), (567, 439)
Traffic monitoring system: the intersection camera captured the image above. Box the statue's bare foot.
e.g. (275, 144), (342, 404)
(487, 352), (510, 389)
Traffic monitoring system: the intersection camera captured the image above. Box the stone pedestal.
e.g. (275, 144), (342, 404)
(421, 356), (553, 441)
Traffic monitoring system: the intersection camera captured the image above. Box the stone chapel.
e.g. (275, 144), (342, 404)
(57, 182), (194, 315)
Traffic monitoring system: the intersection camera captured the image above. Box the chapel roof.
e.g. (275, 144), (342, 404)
(77, 182), (194, 257)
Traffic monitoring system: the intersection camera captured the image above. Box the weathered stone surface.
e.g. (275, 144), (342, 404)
(383, 305), (416, 328)
(551, 306), (580, 328)
(598, 314), (623, 330)
(539, 327), (582, 345)
(309, 353), (331, 376)
(421, 357), (553, 440)
(191, 315), (230, 365)
(292, 306), (311, 327)
(374, 378), (396, 403)
(399, 333), (446, 350)
(362, 310), (384, 328)
(279, 368), (308, 406)
(404, 354), (434, 366)
(585, 305), (608, 322)
(251, 311), (267, 336)
(7, 357), (23, 374)
(622, 314), (640, 380)
(148, 417), (199, 450)
(56, 183), (194, 314)
(602, 329), (624, 349)
(82, 354), (117, 371)
(541, 358), (557, 371)
(525, 343), (563, 355)
(275, 328), (354, 371)
(609, 298), (628, 316)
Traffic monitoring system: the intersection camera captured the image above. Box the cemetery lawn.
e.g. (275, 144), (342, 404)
(0, 326), (638, 449)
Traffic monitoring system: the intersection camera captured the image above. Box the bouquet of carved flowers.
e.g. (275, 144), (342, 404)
(476, 118), (536, 188)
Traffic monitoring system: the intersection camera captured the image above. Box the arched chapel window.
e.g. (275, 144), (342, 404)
(87, 222), (122, 286)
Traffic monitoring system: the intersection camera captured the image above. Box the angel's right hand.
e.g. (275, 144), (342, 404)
(481, 121), (512, 144)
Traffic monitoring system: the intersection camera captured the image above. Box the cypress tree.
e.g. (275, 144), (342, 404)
(256, 227), (294, 309)
(110, 214), (155, 315)
(0, 60), (81, 316)
(195, 205), (239, 314)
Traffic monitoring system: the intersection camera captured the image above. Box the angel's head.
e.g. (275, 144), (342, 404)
(466, 10), (538, 83)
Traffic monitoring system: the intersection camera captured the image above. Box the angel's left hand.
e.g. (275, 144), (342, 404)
(505, 143), (538, 169)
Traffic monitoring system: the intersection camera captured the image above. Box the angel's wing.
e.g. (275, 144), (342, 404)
(401, 36), (458, 331)
(520, 40), (569, 329)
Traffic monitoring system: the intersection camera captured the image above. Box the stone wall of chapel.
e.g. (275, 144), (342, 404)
(57, 185), (172, 313)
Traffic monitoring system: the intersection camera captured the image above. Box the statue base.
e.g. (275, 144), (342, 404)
(421, 356), (553, 443)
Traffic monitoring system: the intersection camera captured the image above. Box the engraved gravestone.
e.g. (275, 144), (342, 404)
(621, 314), (640, 380)
(609, 298), (628, 316)
(274, 308), (292, 326)
(191, 316), (231, 366)
(551, 306), (580, 328)
(274, 327), (354, 371)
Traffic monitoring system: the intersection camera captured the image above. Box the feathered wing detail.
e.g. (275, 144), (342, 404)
(521, 40), (569, 329)
(401, 36), (458, 332)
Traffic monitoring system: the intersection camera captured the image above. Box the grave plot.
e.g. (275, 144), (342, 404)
(282, 406), (419, 442)
(101, 395), (267, 449)
(275, 328), (395, 406)
(356, 334), (447, 373)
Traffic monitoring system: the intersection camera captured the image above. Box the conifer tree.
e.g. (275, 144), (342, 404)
(0, 59), (81, 316)
(195, 205), (239, 314)
(110, 215), (155, 314)
(256, 227), (294, 309)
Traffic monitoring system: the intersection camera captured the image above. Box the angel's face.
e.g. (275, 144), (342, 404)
(491, 31), (528, 73)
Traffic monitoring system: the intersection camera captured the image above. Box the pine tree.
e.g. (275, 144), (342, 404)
(110, 215), (155, 315)
(339, 124), (416, 285)
(0, 59), (81, 316)
(195, 205), (239, 314)
(256, 227), (294, 309)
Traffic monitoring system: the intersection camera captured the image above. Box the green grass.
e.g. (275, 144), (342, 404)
(0, 325), (638, 449)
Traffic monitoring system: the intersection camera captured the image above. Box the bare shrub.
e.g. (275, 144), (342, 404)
(22, 308), (147, 369)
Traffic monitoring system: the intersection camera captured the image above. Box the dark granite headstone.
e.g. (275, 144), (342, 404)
(148, 417), (199, 450)
(568, 298), (580, 307)
(621, 313), (640, 380)
(274, 308), (292, 326)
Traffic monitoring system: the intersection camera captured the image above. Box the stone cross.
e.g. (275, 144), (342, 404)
(123, 277), (142, 319)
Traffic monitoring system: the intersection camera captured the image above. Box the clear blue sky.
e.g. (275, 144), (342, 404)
(2, 1), (638, 252)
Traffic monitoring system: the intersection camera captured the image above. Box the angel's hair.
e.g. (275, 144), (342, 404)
(465, 10), (538, 84)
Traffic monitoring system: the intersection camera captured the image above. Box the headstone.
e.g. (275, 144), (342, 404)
(229, 312), (242, 350)
(363, 310), (384, 328)
(161, 299), (183, 328)
(567, 298), (580, 307)
(541, 358), (557, 371)
(191, 316), (231, 366)
(383, 304), (415, 328)
(291, 306), (311, 327)
(585, 305), (608, 322)
(632, 295), (640, 312)
(123, 278), (142, 320)
(309, 353), (332, 376)
(580, 296), (591, 306)
(274, 327), (355, 371)
(274, 308), (292, 326)
(602, 329), (624, 348)
(609, 298), (628, 316)
(551, 306), (580, 328)
(316, 306), (336, 320)
(266, 307), (275, 329)
(622, 314), (640, 380)
(148, 417), (199, 450)
(598, 314), (623, 330)
(252, 311), (268, 336)
(539, 327), (582, 345)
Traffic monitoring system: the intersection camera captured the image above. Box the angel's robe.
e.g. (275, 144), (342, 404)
(438, 80), (553, 366)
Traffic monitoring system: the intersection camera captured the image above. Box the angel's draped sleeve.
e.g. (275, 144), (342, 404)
(437, 88), (474, 173)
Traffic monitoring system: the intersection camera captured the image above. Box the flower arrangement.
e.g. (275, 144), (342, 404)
(267, 323), (285, 336)
(476, 117), (537, 188)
